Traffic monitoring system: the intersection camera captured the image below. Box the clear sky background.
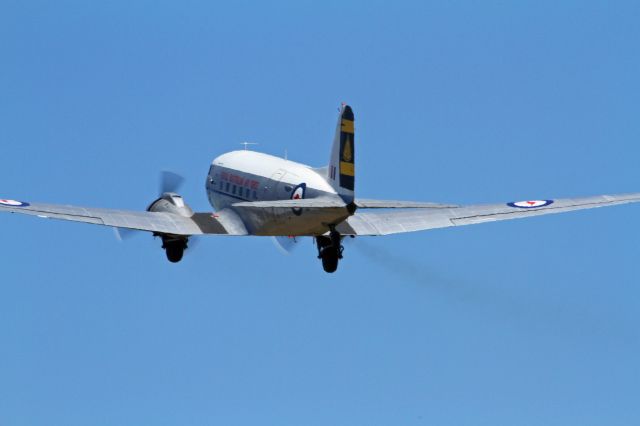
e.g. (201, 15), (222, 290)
(1, 1), (639, 425)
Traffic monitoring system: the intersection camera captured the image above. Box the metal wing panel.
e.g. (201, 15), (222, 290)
(337, 193), (640, 236)
(0, 203), (106, 225)
(191, 210), (248, 235)
(0, 202), (248, 235)
(449, 194), (640, 226)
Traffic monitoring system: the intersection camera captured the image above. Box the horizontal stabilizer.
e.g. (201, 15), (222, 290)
(232, 198), (347, 209)
(232, 198), (457, 209)
(355, 199), (458, 209)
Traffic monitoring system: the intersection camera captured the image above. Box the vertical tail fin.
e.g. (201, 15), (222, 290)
(328, 104), (355, 203)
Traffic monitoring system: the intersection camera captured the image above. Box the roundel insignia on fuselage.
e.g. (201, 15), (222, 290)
(507, 200), (554, 209)
(0, 199), (30, 207)
(290, 183), (306, 216)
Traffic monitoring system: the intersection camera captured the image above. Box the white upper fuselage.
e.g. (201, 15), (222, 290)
(206, 150), (348, 235)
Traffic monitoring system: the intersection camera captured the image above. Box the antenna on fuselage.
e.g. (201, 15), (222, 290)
(240, 142), (258, 151)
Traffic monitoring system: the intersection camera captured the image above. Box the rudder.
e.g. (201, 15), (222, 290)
(327, 104), (355, 203)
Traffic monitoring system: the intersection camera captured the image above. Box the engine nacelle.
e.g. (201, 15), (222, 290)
(147, 192), (194, 217)
(147, 192), (193, 263)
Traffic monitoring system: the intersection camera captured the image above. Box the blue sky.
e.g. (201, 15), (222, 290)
(1, 1), (640, 424)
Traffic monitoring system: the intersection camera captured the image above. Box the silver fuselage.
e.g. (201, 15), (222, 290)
(206, 150), (350, 236)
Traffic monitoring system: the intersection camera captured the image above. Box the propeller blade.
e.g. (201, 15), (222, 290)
(186, 235), (200, 251)
(159, 171), (185, 195)
(342, 235), (356, 246)
(272, 236), (302, 254)
(113, 227), (140, 242)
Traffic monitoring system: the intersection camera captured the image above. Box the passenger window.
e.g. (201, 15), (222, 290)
(245, 188), (250, 198)
(232, 185), (236, 194)
(225, 182), (230, 192)
(253, 190), (257, 199)
(219, 181), (223, 190)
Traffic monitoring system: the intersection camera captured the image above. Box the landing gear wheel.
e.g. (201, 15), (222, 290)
(316, 231), (344, 273)
(165, 244), (184, 263)
(162, 236), (188, 263)
(321, 248), (339, 273)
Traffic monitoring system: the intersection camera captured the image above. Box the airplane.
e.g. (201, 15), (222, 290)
(2, 103), (640, 273)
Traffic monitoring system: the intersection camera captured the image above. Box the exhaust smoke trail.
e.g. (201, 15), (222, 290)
(351, 238), (636, 343)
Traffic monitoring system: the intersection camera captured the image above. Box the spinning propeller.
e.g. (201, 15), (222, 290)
(272, 236), (303, 254)
(114, 171), (187, 242)
(159, 171), (185, 195)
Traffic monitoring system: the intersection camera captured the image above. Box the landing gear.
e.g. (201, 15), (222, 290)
(162, 236), (188, 263)
(316, 229), (343, 273)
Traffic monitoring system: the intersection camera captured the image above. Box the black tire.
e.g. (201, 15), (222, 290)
(321, 248), (339, 273)
(165, 244), (184, 263)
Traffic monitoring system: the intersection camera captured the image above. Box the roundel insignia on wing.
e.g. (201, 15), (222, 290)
(0, 199), (30, 207)
(290, 183), (306, 216)
(507, 200), (554, 209)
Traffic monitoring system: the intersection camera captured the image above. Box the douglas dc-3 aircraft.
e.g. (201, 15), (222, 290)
(2, 104), (640, 272)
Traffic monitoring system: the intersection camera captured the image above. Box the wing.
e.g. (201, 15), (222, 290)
(336, 193), (640, 235)
(0, 199), (248, 235)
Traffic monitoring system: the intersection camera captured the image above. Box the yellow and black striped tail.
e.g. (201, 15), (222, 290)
(328, 104), (355, 201)
(338, 106), (355, 190)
